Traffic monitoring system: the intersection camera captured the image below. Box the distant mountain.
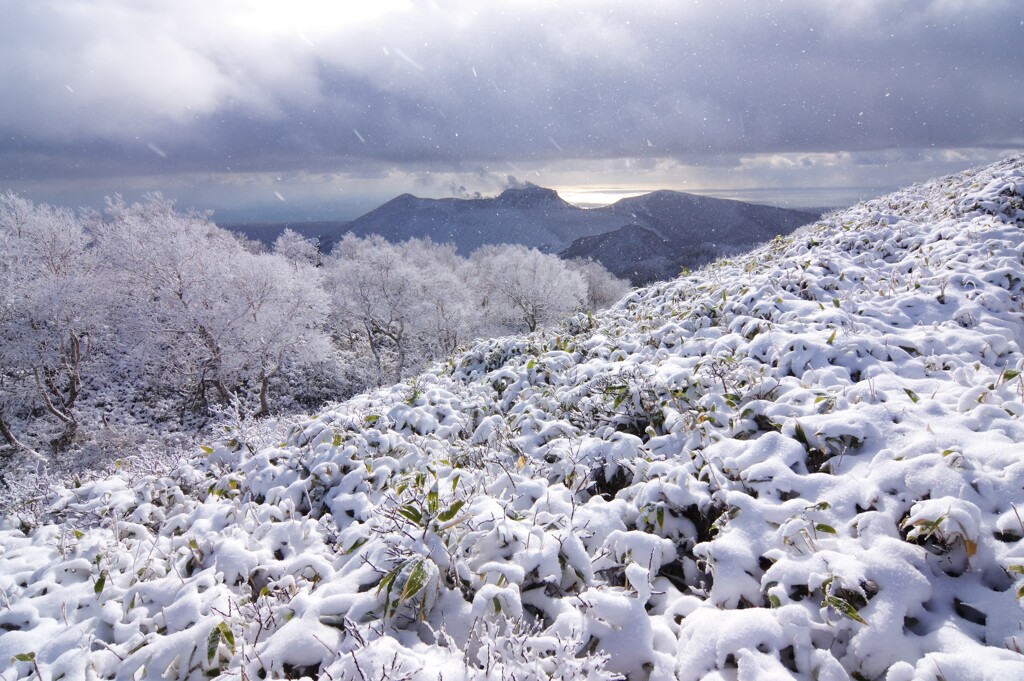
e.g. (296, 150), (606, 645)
(561, 224), (692, 285)
(315, 184), (819, 284)
(569, 192), (820, 284)
(318, 184), (623, 255)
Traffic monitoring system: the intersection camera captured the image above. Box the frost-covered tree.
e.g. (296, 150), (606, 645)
(228, 253), (331, 415)
(0, 192), (95, 456)
(273, 228), (320, 269)
(470, 244), (587, 332)
(91, 195), (330, 414)
(398, 238), (482, 356)
(90, 195), (242, 409)
(324, 235), (486, 385)
(565, 257), (632, 311)
(325, 235), (428, 384)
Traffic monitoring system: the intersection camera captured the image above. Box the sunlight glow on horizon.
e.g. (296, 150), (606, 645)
(557, 188), (652, 208)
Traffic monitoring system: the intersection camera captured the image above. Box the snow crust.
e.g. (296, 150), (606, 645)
(3, 157), (1024, 679)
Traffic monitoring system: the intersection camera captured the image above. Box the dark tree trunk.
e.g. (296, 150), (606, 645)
(0, 411), (42, 460)
(364, 321), (385, 386)
(256, 372), (271, 418)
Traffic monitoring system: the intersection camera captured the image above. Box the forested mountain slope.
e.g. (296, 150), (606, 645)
(564, 192), (819, 284)
(2, 157), (1024, 680)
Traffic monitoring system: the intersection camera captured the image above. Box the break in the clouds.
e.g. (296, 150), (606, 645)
(1, 0), (1021, 217)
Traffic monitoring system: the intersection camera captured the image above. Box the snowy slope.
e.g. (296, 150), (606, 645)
(3, 157), (1024, 680)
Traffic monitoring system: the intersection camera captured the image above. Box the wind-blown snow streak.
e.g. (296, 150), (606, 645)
(2, 158), (1024, 680)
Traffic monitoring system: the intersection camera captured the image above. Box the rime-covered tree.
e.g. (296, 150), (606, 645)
(470, 244), (587, 332)
(91, 195), (330, 413)
(325, 235), (426, 384)
(565, 257), (632, 311)
(0, 192), (95, 456)
(324, 235), (488, 385)
(90, 195), (242, 408)
(273, 228), (320, 269)
(398, 238), (481, 356)
(229, 252), (331, 415)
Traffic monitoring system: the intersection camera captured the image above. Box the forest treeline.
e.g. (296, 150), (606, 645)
(0, 192), (630, 468)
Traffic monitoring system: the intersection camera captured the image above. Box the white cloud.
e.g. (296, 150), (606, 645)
(738, 152), (854, 171)
(0, 0), (1020, 214)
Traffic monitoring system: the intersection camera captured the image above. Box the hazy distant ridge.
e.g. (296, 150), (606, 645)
(313, 185), (819, 284)
(570, 191), (820, 283)
(317, 184), (623, 255)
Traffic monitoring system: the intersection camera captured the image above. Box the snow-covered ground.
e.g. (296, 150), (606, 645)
(2, 156), (1024, 680)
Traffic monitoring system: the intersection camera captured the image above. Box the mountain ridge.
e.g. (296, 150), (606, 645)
(317, 182), (620, 256)
(317, 185), (819, 283)
(572, 190), (819, 282)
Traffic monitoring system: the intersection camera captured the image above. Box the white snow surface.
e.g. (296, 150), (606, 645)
(3, 157), (1024, 680)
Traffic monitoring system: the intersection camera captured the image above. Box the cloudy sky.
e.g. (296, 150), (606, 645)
(1, 0), (1021, 221)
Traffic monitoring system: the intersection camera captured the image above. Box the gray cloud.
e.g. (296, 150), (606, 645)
(1, 0), (1021, 213)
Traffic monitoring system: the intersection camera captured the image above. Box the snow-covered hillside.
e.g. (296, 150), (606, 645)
(3, 157), (1024, 680)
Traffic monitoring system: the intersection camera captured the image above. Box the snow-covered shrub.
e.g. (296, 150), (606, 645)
(902, 496), (982, 575)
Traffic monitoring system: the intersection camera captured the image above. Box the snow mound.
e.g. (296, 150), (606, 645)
(3, 156), (1024, 680)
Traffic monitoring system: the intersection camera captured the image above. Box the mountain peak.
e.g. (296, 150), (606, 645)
(494, 184), (570, 208)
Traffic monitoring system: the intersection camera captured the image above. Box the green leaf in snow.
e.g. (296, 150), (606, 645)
(825, 595), (868, 624)
(793, 421), (808, 446)
(437, 499), (466, 523)
(207, 625), (221, 663)
(396, 504), (423, 526)
(217, 621), (235, 655)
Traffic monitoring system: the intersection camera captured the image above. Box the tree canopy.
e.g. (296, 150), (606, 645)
(0, 193), (631, 465)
